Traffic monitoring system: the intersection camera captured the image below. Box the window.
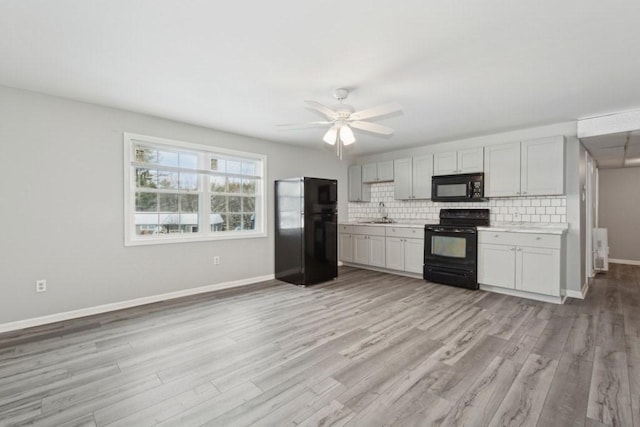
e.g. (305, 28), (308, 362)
(124, 133), (266, 245)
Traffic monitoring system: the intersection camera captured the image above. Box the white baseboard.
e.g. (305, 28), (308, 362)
(0, 274), (275, 334)
(566, 281), (589, 299)
(609, 258), (640, 266)
(479, 284), (564, 304)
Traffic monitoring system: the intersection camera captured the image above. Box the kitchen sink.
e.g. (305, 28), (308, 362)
(358, 219), (396, 224)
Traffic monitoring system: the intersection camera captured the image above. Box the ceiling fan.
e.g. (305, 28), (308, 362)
(279, 88), (402, 158)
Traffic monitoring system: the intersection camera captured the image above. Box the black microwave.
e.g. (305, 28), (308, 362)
(431, 173), (486, 202)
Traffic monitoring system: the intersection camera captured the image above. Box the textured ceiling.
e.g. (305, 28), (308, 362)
(2, 0), (640, 157)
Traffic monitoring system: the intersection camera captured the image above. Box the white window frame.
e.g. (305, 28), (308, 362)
(124, 132), (267, 246)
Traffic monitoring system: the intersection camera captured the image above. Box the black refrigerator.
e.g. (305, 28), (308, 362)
(275, 177), (338, 286)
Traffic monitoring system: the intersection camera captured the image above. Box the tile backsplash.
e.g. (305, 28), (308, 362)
(348, 182), (567, 224)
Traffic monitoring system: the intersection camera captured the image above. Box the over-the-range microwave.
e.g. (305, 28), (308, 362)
(431, 172), (486, 202)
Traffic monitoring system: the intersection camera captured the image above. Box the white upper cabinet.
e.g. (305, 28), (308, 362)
(521, 136), (565, 196)
(484, 136), (564, 197)
(394, 154), (433, 200)
(348, 165), (371, 202)
(361, 160), (394, 183)
(484, 142), (521, 197)
(433, 148), (484, 175)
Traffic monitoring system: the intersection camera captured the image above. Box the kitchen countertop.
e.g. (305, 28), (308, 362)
(341, 220), (569, 234)
(478, 222), (569, 234)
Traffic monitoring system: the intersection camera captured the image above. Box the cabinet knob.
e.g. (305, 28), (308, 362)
(494, 234), (499, 238)
(523, 191), (527, 195)
(536, 237), (541, 240)
(510, 247), (516, 251)
(517, 248), (522, 251)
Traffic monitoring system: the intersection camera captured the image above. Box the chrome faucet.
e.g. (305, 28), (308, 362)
(378, 201), (387, 220)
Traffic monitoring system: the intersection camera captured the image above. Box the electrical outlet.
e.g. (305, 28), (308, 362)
(213, 256), (220, 265)
(36, 280), (47, 293)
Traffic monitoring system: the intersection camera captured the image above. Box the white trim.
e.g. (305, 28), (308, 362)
(609, 258), (640, 266)
(566, 281), (589, 299)
(479, 284), (565, 304)
(0, 274), (275, 334)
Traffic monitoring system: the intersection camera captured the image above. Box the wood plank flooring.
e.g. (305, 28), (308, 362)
(0, 264), (639, 426)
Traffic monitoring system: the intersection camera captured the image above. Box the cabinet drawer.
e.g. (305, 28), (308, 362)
(386, 227), (423, 239)
(339, 225), (354, 234)
(513, 233), (561, 249)
(351, 225), (386, 237)
(478, 231), (561, 249)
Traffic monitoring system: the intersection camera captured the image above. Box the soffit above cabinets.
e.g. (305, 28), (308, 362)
(581, 130), (640, 169)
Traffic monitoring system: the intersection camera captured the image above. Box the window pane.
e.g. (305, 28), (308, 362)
(179, 153), (198, 169)
(228, 177), (242, 194)
(227, 160), (241, 174)
(136, 192), (157, 212)
(211, 158), (226, 172)
(159, 193), (179, 212)
(243, 197), (255, 212)
(242, 161), (256, 176)
(179, 213), (198, 232)
(157, 170), (179, 189)
(228, 196), (242, 212)
(210, 176), (226, 192)
(228, 214), (242, 230)
(180, 172), (198, 191)
(211, 195), (226, 213)
(242, 179), (256, 194)
(135, 146), (157, 163)
(136, 168), (157, 188)
(242, 214), (255, 230)
(158, 150), (179, 167)
(180, 194), (199, 212)
(212, 213), (227, 232)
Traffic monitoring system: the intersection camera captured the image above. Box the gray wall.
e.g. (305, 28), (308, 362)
(598, 167), (640, 262)
(0, 86), (349, 325)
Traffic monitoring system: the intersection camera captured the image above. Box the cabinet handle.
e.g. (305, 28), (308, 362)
(494, 234), (500, 238)
(536, 237), (541, 240)
(510, 247), (516, 251)
(523, 191), (527, 195)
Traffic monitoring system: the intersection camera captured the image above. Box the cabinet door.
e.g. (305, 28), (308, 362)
(353, 235), (369, 264)
(478, 243), (516, 288)
(433, 151), (458, 175)
(362, 163), (378, 183)
(377, 160), (394, 181)
(458, 148), (484, 173)
(368, 235), (386, 267)
(385, 237), (405, 271)
(339, 233), (353, 263)
(348, 165), (370, 202)
(521, 136), (564, 196)
(412, 154), (433, 199)
(404, 238), (425, 274)
(517, 246), (560, 296)
(484, 142), (521, 197)
(393, 158), (412, 200)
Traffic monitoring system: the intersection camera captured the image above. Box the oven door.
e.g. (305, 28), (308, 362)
(423, 225), (478, 289)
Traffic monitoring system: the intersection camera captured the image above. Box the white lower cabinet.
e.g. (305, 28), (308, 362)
(350, 226), (386, 268)
(338, 225), (354, 263)
(478, 231), (563, 298)
(385, 227), (424, 274)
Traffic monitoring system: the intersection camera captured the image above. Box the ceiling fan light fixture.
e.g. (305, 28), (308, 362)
(340, 125), (356, 145)
(323, 126), (338, 145)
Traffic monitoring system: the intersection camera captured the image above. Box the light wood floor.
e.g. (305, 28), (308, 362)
(1, 264), (639, 426)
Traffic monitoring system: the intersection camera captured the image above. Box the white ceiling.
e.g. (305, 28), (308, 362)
(2, 1), (640, 157)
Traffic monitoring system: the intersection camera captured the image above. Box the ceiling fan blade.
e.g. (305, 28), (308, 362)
(277, 121), (333, 130)
(350, 121), (394, 135)
(304, 100), (339, 120)
(350, 102), (402, 121)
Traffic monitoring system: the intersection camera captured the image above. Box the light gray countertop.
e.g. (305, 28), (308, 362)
(341, 220), (569, 234)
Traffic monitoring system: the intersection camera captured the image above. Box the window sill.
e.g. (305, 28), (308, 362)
(125, 230), (268, 247)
